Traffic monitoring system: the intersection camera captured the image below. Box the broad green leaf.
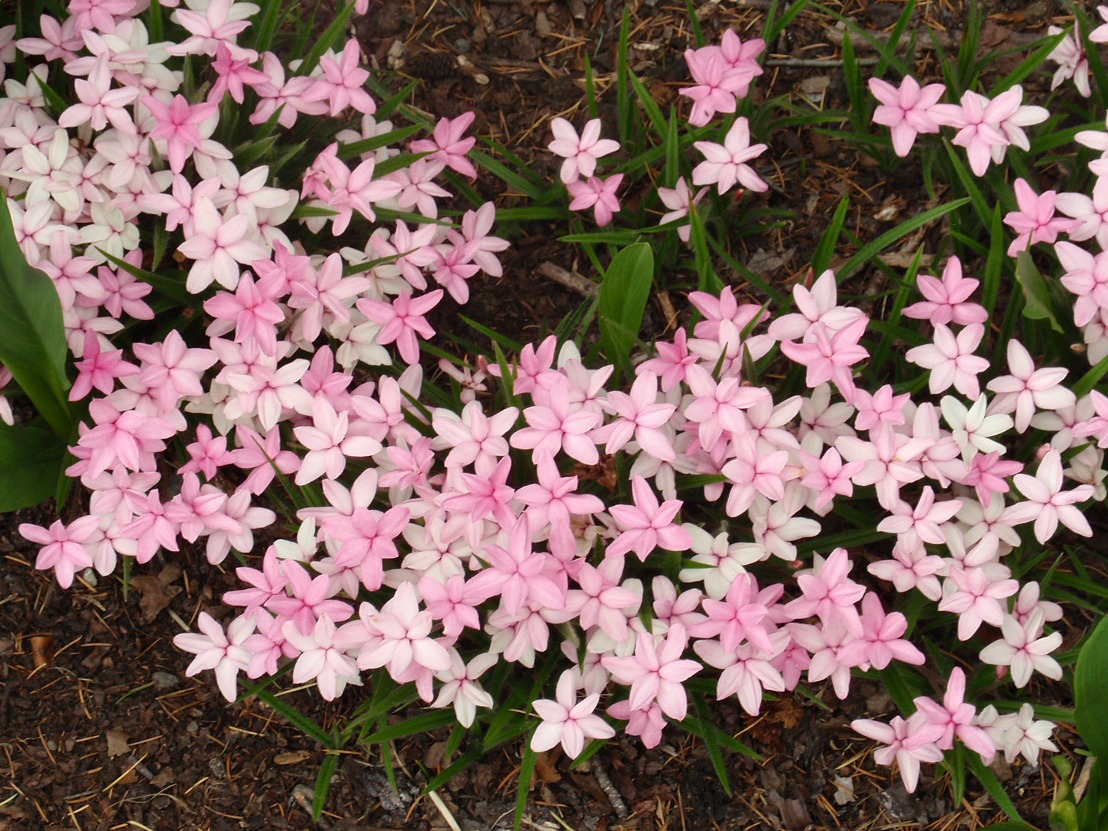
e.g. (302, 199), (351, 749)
(598, 243), (653, 381)
(0, 193), (73, 438)
(1015, 250), (1064, 334)
(0, 422), (67, 510)
(1076, 614), (1108, 769)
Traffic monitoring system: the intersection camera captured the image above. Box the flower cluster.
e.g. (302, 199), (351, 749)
(3, 2), (1103, 806)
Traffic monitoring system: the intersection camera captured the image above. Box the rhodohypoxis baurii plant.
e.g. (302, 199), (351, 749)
(2, 1), (1106, 817)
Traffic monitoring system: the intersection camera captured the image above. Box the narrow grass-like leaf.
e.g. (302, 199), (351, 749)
(1072, 351), (1108, 398)
(688, 203), (723, 293)
(460, 316), (524, 355)
(811, 196), (849, 275)
(764, 0), (811, 47)
(684, 0), (705, 47)
(598, 243), (653, 381)
(688, 699), (733, 795)
(981, 204), (1005, 316)
(0, 193), (73, 438)
(360, 711), (457, 744)
(513, 742), (537, 831)
(248, 0), (282, 53)
(837, 198), (969, 281)
(338, 125), (422, 159)
(810, 1), (909, 76)
(293, 1), (355, 77)
(942, 141), (991, 226)
(967, 752), (1025, 822)
(148, 0), (164, 41)
(616, 9), (634, 145)
(992, 31), (1066, 94)
(629, 69), (668, 139)
(240, 681), (336, 747)
(311, 753), (340, 821)
(469, 149), (543, 199)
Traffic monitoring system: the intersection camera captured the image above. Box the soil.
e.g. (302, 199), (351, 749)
(0, 0), (1095, 829)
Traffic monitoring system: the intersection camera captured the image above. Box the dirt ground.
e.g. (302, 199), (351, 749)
(0, 0), (1094, 829)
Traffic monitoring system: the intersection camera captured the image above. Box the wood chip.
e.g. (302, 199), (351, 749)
(274, 750), (312, 766)
(105, 730), (130, 758)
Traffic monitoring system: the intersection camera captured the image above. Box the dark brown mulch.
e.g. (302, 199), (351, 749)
(1, 0), (1092, 828)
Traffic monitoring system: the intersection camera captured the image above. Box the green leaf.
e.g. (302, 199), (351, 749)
(360, 710), (457, 745)
(837, 198), (970, 281)
(293, 1), (355, 77)
(1072, 351), (1108, 399)
(0, 192), (73, 438)
(1076, 614), (1108, 769)
(513, 742), (537, 831)
(312, 753), (340, 821)
(968, 752), (1025, 822)
(811, 196), (849, 275)
(239, 680), (337, 747)
(598, 243), (653, 382)
(0, 422), (67, 510)
(1014, 250), (1064, 334)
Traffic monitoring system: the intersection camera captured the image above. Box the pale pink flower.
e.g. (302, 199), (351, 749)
(566, 174), (623, 227)
(1002, 178), (1078, 257)
(1006, 449), (1095, 542)
(868, 75), (945, 157)
(986, 339), (1076, 433)
(607, 476), (693, 561)
(547, 117), (620, 184)
(20, 517), (99, 589)
(57, 56), (139, 133)
(979, 610), (1063, 688)
(176, 197), (267, 293)
(304, 41), (376, 115)
(902, 256), (988, 326)
(142, 94), (218, 173)
(531, 670), (616, 759)
(282, 615), (363, 701)
(905, 323), (989, 398)
(912, 668), (996, 762)
(410, 112), (477, 178)
(173, 612), (254, 702)
(692, 117), (768, 194)
(851, 714), (945, 793)
(602, 623), (700, 720)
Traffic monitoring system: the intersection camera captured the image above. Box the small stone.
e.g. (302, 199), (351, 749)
(454, 38), (470, 53)
(186, 721), (199, 734)
(153, 671), (179, 689)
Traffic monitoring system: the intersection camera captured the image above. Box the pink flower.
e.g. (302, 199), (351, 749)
(902, 256), (988, 326)
(607, 476), (693, 561)
(1006, 449), (1095, 542)
(20, 517), (99, 589)
(979, 610), (1063, 688)
(851, 714), (945, 793)
(603, 623), (701, 719)
(905, 323), (989, 399)
(912, 668), (996, 762)
(356, 290), (443, 366)
(70, 331), (139, 400)
(868, 75), (945, 157)
(986, 339), (1076, 433)
(1003, 178), (1079, 257)
(531, 670), (616, 759)
(692, 117), (768, 194)
(548, 117), (620, 184)
(355, 584), (451, 681)
(173, 612), (254, 702)
(304, 41), (376, 115)
(779, 317), (869, 402)
(566, 174), (623, 227)
(57, 56), (139, 133)
(176, 197), (267, 293)
(282, 615), (363, 701)
(142, 94), (218, 173)
(411, 112), (477, 178)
